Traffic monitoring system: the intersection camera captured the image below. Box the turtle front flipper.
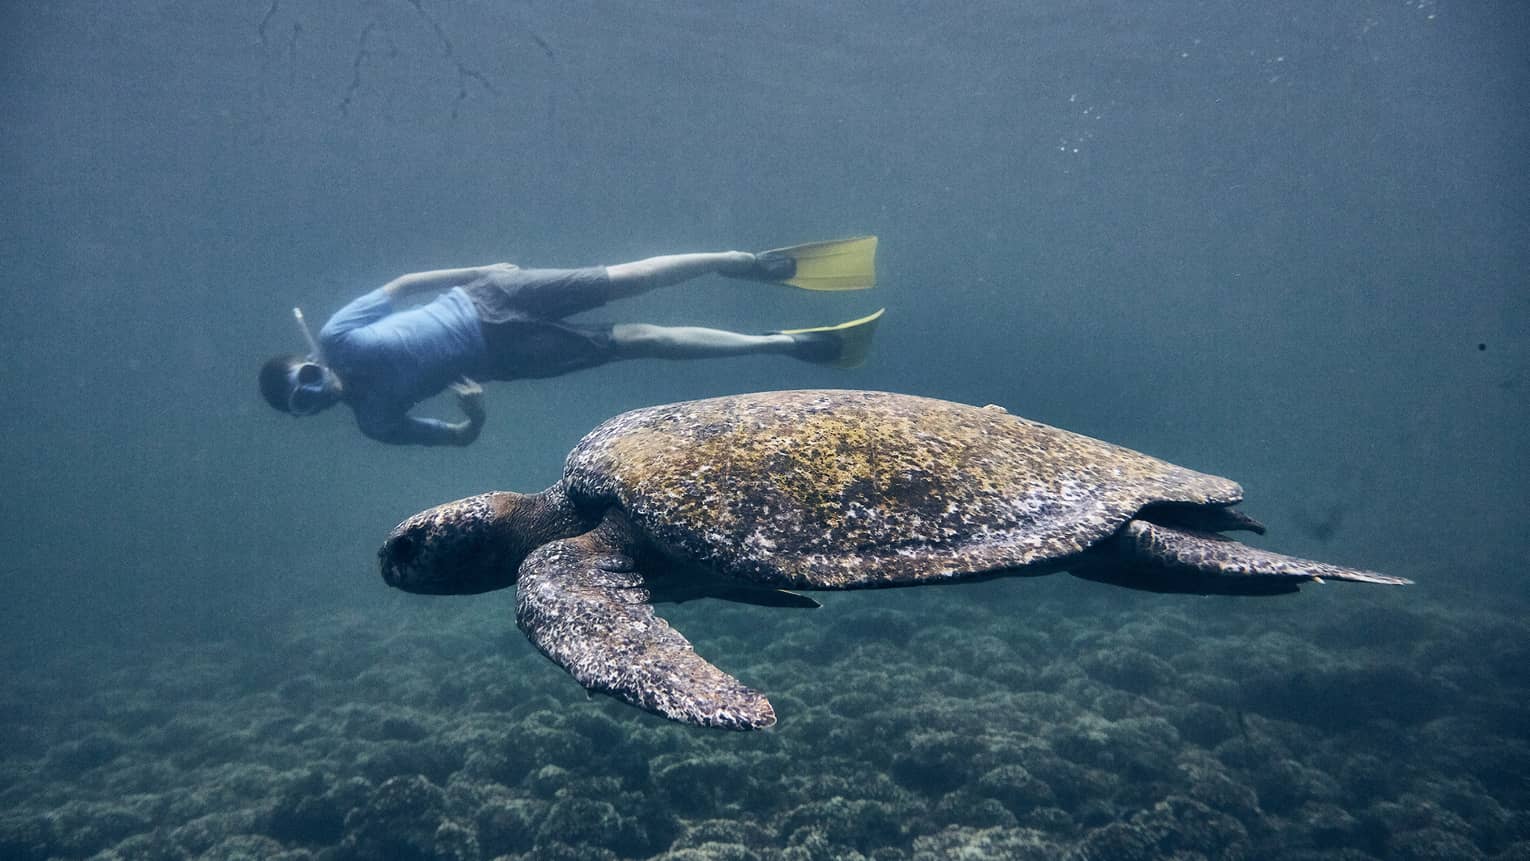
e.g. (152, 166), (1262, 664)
(1071, 519), (1412, 596)
(515, 512), (777, 731)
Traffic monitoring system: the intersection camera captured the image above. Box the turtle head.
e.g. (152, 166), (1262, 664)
(379, 491), (544, 595)
(379, 485), (591, 595)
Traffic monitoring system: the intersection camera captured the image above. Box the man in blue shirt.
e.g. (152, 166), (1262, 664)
(259, 246), (878, 446)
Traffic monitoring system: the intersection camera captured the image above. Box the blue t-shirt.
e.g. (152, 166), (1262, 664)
(319, 286), (487, 444)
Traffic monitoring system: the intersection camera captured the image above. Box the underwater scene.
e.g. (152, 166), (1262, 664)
(1, 2), (1526, 859)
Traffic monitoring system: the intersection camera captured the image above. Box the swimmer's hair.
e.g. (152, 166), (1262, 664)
(260, 353), (306, 413)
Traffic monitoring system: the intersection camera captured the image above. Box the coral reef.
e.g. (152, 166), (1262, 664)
(0, 585), (1524, 859)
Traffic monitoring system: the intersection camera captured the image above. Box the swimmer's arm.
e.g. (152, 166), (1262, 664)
(364, 414), (482, 447)
(359, 381), (486, 447)
(382, 265), (513, 301)
(396, 415), (484, 447)
(361, 415), (474, 449)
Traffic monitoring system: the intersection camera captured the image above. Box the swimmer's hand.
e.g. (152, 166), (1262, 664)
(449, 378), (485, 445)
(451, 378), (485, 419)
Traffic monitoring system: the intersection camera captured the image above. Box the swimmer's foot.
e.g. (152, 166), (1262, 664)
(725, 251), (796, 282)
(749, 251), (798, 282)
(776, 309), (885, 368)
(787, 331), (841, 364)
(726, 236), (877, 290)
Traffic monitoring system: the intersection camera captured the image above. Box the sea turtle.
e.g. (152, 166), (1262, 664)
(378, 389), (1409, 730)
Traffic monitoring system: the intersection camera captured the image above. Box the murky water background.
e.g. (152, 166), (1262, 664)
(1, 2), (1525, 858)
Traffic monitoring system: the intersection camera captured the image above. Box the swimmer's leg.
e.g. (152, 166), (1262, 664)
(604, 252), (757, 299)
(609, 323), (798, 360)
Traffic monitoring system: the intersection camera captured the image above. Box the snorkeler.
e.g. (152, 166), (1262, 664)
(258, 238), (881, 446)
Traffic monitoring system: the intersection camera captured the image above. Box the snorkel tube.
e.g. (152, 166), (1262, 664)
(284, 306), (337, 414)
(292, 307), (325, 363)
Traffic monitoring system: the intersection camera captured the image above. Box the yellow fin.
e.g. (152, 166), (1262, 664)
(762, 235), (878, 291)
(780, 308), (885, 368)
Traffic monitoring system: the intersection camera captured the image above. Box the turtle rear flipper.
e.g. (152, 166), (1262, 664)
(515, 512), (777, 731)
(1070, 519), (1413, 596)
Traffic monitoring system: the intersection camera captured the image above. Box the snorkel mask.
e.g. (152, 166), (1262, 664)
(287, 307), (333, 415)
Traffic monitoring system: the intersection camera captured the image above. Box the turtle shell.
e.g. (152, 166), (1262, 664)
(563, 390), (1241, 589)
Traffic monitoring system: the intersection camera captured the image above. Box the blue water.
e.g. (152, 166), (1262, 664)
(1, 2), (1526, 858)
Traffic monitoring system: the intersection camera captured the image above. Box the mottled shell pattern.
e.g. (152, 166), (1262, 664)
(564, 390), (1242, 589)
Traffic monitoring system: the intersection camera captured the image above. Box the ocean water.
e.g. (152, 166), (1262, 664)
(1, 2), (1526, 859)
